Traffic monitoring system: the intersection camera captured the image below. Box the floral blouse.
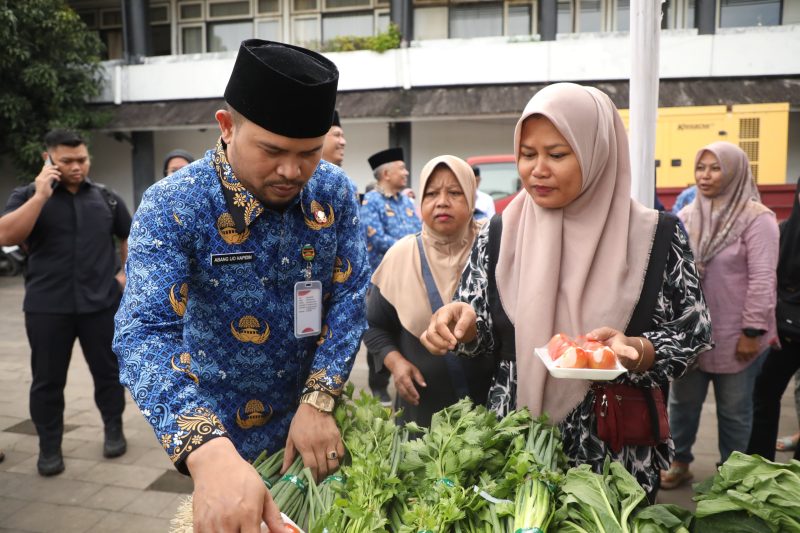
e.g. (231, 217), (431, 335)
(454, 220), (713, 495)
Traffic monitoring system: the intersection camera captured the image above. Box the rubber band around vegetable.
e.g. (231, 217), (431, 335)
(279, 473), (307, 493)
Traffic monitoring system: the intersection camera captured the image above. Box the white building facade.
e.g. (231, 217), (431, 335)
(3, 0), (798, 209)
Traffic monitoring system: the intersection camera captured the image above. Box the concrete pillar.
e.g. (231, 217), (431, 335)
(538, 0), (557, 41)
(131, 132), (155, 208)
(696, 0), (716, 35)
(390, 0), (413, 45)
(122, 0), (150, 65)
(389, 122), (412, 187)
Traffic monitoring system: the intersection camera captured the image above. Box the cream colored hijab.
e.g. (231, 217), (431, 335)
(679, 141), (772, 278)
(497, 83), (659, 423)
(372, 155), (481, 337)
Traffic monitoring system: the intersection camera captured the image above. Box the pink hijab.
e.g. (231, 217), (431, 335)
(679, 141), (772, 278)
(497, 83), (659, 423)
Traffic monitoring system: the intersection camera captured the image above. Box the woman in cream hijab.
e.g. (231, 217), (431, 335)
(364, 155), (494, 426)
(421, 83), (712, 498)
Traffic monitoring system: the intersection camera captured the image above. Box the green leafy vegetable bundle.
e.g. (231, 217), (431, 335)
(693, 451), (800, 533)
(551, 458), (692, 533)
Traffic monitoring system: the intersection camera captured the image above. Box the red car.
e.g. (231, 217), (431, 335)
(466, 154), (520, 215)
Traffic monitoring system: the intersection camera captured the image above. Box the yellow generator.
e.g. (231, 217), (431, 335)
(619, 102), (790, 188)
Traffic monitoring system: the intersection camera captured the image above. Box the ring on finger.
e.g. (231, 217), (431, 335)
(326, 450), (338, 461)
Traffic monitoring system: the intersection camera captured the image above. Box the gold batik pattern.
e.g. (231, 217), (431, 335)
(170, 352), (199, 384)
(231, 315), (270, 344)
(169, 283), (188, 316)
(305, 368), (344, 396)
(385, 204), (396, 217)
(216, 212), (250, 244)
(236, 399), (273, 429)
(169, 407), (226, 462)
(212, 139), (264, 226)
(332, 257), (352, 284)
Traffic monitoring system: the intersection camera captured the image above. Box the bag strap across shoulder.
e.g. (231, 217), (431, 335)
(487, 214), (516, 362)
(625, 211), (679, 337)
(416, 234), (472, 400)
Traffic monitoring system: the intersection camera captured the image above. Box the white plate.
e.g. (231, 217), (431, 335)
(534, 346), (627, 380)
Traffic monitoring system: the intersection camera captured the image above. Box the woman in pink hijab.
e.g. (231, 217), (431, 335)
(662, 142), (778, 489)
(421, 83), (712, 499)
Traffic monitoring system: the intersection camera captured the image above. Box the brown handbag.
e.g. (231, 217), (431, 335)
(593, 383), (670, 453)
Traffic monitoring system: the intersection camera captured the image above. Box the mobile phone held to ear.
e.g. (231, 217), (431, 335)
(45, 154), (58, 189)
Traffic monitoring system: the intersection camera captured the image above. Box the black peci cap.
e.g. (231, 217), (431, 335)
(368, 147), (404, 170)
(224, 39), (339, 139)
(331, 110), (341, 128)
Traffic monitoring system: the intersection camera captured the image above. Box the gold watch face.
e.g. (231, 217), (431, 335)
(304, 392), (334, 412)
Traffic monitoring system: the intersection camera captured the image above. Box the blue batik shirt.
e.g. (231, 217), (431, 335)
(360, 187), (421, 271)
(113, 139), (369, 473)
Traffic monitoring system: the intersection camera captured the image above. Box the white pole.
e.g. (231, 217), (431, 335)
(629, 0), (664, 208)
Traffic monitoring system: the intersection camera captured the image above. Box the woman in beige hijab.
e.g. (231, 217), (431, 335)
(365, 155), (494, 426)
(421, 83), (712, 499)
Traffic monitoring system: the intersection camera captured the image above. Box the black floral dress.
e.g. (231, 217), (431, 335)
(455, 220), (713, 494)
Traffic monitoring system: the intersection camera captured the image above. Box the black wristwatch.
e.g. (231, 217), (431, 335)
(742, 328), (765, 338)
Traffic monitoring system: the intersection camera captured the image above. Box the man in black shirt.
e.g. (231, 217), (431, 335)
(0, 130), (132, 476)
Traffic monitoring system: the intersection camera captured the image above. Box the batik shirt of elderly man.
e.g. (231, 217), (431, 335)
(360, 147), (422, 271)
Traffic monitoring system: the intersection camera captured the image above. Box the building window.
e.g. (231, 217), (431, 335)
(615, 0), (629, 31)
(150, 4), (172, 55)
(557, 0), (605, 33)
(720, 0), (780, 28)
(508, 4), (532, 36)
(293, 16), (321, 48)
(180, 3), (204, 19)
(294, 0), (319, 12)
(450, 3), (504, 38)
(322, 11), (374, 42)
(181, 25), (205, 53)
(557, 0), (573, 32)
(578, 0), (602, 31)
(208, 20), (253, 51)
(325, 0), (372, 8)
(377, 10), (390, 32)
(414, 6), (449, 40)
(662, 0), (695, 29)
(258, 0), (281, 13)
(208, 0), (252, 18)
(256, 18), (282, 39)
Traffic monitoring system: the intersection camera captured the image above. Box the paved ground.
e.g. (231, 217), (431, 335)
(0, 274), (797, 531)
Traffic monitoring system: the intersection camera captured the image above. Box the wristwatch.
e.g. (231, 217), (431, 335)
(742, 328), (766, 338)
(299, 391), (335, 413)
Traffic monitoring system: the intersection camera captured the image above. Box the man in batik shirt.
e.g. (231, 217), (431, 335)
(113, 40), (369, 531)
(359, 148), (421, 403)
(360, 147), (421, 271)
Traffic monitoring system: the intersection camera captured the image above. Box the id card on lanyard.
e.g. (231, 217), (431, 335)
(294, 280), (322, 338)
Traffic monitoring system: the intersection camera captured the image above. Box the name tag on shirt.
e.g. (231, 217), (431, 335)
(210, 251), (255, 266)
(294, 281), (322, 338)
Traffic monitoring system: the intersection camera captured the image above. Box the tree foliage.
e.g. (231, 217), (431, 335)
(0, 0), (107, 180)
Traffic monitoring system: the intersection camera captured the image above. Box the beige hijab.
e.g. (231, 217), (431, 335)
(372, 155), (481, 337)
(497, 83), (659, 423)
(679, 141), (772, 278)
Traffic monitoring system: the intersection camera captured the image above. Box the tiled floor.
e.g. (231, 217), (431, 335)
(0, 275), (796, 531)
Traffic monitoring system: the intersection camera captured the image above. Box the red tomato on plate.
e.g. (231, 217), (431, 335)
(554, 346), (588, 368)
(548, 333), (575, 360)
